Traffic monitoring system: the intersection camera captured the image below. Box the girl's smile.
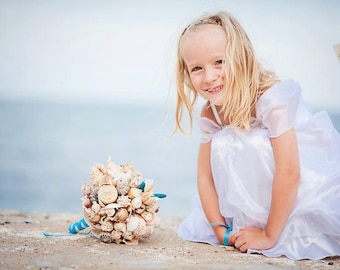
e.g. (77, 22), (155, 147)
(180, 24), (227, 105)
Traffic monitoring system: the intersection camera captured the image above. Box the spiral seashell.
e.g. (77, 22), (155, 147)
(128, 187), (142, 199)
(113, 208), (129, 222)
(114, 222), (126, 233)
(116, 195), (131, 208)
(116, 176), (131, 195)
(143, 179), (154, 193)
(90, 163), (105, 187)
(134, 225), (154, 239)
(126, 216), (140, 232)
(122, 163), (134, 173)
(142, 192), (157, 206)
(101, 220), (114, 232)
(81, 183), (92, 196)
(132, 217), (147, 237)
(98, 185), (118, 205)
(131, 197), (142, 210)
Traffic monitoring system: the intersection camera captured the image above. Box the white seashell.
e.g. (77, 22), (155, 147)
(113, 208), (129, 222)
(106, 156), (121, 185)
(127, 187), (142, 199)
(91, 201), (101, 213)
(131, 197), (142, 210)
(114, 222), (126, 233)
(116, 175), (131, 195)
(101, 220), (114, 232)
(90, 163), (105, 187)
(98, 185), (118, 205)
(116, 195), (131, 208)
(111, 230), (123, 243)
(101, 203), (118, 217)
(126, 216), (140, 232)
(129, 173), (143, 188)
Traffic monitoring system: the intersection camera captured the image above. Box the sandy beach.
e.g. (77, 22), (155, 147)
(0, 209), (339, 270)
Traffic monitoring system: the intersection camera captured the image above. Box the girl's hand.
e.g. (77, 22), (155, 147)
(233, 227), (276, 252)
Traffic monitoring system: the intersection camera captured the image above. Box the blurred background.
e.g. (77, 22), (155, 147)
(0, 0), (339, 218)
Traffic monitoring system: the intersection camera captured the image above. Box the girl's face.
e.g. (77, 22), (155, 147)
(180, 24), (227, 106)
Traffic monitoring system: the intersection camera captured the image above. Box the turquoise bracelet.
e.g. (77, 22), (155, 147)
(209, 222), (233, 246)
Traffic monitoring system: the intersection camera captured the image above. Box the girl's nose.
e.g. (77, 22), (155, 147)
(204, 67), (219, 84)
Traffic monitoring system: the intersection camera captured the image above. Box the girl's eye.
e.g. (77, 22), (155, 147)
(216, 59), (225, 65)
(191, 66), (202, 72)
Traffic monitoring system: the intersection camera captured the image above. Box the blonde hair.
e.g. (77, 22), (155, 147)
(175, 11), (279, 134)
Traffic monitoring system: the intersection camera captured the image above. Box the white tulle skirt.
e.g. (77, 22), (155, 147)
(179, 111), (340, 260)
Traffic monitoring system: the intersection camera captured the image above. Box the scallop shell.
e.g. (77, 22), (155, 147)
(98, 185), (118, 205)
(128, 187), (142, 199)
(90, 163), (105, 187)
(116, 176), (131, 195)
(113, 208), (129, 222)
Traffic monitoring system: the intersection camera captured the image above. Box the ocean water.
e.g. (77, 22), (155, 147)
(0, 100), (339, 218)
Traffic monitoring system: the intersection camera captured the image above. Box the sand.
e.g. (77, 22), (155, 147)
(0, 209), (338, 270)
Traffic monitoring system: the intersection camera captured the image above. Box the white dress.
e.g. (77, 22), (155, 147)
(178, 80), (340, 260)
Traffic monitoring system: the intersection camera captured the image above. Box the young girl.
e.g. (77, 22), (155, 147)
(175, 11), (340, 260)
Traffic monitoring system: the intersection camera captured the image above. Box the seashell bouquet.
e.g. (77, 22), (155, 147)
(81, 156), (165, 245)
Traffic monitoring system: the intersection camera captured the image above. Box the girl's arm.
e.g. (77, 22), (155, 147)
(234, 127), (300, 252)
(197, 142), (231, 244)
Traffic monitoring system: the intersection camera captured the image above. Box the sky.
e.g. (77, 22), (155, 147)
(0, 0), (339, 112)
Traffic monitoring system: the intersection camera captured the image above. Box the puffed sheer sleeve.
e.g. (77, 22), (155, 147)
(257, 80), (302, 138)
(198, 116), (222, 143)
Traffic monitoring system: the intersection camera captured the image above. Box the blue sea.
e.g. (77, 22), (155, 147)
(0, 100), (339, 218)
